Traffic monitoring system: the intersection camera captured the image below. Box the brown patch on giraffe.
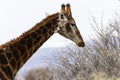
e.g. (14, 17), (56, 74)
(0, 53), (8, 65)
(6, 51), (12, 60)
(16, 59), (22, 71)
(31, 32), (38, 39)
(17, 45), (26, 56)
(26, 38), (33, 50)
(41, 26), (48, 35)
(1, 65), (13, 79)
(46, 33), (49, 38)
(19, 39), (26, 45)
(0, 70), (9, 80)
(33, 37), (40, 45)
(0, 48), (4, 53)
(45, 21), (51, 28)
(22, 52), (29, 63)
(12, 49), (21, 61)
(36, 29), (41, 35)
(10, 58), (16, 69)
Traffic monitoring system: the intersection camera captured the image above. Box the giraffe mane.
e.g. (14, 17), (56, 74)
(0, 13), (59, 48)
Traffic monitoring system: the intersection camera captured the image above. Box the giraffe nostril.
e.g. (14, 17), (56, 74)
(60, 26), (62, 29)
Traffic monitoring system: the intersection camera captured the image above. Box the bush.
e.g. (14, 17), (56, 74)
(25, 67), (53, 80)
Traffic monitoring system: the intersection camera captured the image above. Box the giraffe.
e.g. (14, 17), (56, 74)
(0, 3), (85, 80)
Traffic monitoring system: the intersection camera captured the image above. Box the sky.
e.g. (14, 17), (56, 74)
(0, 0), (120, 48)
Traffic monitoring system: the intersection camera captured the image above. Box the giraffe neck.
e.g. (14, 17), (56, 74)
(0, 13), (59, 79)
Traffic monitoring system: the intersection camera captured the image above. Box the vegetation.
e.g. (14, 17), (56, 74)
(25, 67), (53, 80)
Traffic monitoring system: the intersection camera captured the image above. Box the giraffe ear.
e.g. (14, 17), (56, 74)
(61, 4), (65, 13)
(65, 3), (72, 18)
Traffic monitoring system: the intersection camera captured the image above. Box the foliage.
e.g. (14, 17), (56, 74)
(25, 67), (53, 80)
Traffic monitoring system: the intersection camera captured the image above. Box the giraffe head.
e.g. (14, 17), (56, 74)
(57, 3), (85, 47)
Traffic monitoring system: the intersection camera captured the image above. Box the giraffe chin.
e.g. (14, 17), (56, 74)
(77, 42), (85, 47)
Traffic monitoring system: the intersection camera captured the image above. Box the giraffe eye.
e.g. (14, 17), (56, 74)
(71, 23), (75, 26)
(61, 14), (64, 19)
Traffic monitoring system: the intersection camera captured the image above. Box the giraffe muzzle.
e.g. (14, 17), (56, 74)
(77, 42), (85, 47)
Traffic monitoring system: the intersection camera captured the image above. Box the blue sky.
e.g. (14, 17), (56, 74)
(0, 0), (119, 48)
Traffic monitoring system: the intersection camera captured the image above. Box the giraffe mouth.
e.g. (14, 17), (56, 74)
(77, 42), (85, 47)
